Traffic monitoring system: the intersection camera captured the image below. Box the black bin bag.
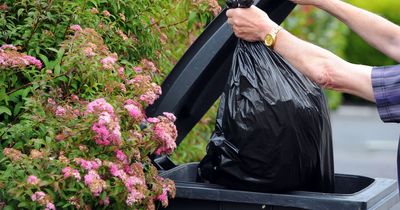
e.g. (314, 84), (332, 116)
(198, 31), (335, 192)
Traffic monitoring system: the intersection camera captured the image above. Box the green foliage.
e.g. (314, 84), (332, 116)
(0, 65), (38, 122)
(344, 0), (400, 66)
(0, 26), (180, 209)
(0, 0), (217, 123)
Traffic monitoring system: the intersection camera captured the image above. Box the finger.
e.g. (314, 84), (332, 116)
(227, 18), (233, 26)
(232, 26), (240, 37)
(226, 9), (232, 18)
(226, 9), (236, 18)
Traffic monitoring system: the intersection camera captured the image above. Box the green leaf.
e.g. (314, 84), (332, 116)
(0, 106), (12, 116)
(0, 88), (8, 102)
(57, 76), (68, 83)
(45, 136), (52, 144)
(188, 11), (197, 29)
(62, 203), (72, 208)
(13, 141), (24, 150)
(17, 8), (25, 17)
(17, 201), (30, 208)
(9, 89), (26, 102)
(54, 64), (61, 75)
(3, 205), (15, 210)
(38, 54), (49, 67)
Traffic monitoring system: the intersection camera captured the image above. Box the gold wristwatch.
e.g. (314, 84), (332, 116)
(264, 25), (283, 48)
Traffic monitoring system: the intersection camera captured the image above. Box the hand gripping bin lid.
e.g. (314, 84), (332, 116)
(146, 0), (400, 209)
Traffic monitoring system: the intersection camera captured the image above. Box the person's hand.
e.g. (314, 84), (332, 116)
(226, 5), (278, 42)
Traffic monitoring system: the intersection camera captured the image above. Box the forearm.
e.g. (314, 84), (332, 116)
(319, 0), (400, 62)
(226, 6), (375, 101)
(274, 29), (374, 101)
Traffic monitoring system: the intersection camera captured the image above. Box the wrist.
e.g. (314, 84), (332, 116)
(259, 21), (279, 42)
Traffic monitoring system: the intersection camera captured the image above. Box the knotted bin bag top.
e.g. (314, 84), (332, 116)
(198, 0), (334, 193)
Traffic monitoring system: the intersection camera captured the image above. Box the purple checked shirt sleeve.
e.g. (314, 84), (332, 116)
(372, 65), (400, 123)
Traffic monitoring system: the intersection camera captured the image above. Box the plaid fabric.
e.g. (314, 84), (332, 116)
(372, 65), (400, 123)
(372, 65), (400, 191)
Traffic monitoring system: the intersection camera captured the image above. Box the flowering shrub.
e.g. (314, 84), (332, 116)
(0, 0), (222, 208)
(0, 45), (43, 122)
(0, 27), (179, 209)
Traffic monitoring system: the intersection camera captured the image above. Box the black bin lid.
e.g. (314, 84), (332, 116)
(146, 0), (296, 145)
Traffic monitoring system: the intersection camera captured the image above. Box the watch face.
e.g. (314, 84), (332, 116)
(265, 34), (274, 46)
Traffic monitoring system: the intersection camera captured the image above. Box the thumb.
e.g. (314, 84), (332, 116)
(226, 8), (239, 18)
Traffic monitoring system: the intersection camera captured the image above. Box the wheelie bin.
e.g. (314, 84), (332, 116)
(146, 0), (400, 209)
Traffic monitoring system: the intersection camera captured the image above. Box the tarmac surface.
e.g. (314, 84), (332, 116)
(331, 105), (399, 209)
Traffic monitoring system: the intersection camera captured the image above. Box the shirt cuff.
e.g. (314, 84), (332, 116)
(372, 65), (400, 123)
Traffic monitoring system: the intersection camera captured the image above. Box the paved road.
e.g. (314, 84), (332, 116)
(331, 105), (399, 209)
(331, 105), (398, 179)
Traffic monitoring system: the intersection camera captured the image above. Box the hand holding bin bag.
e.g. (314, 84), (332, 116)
(198, 0), (335, 193)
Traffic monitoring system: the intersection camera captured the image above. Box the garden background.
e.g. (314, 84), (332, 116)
(0, 0), (399, 209)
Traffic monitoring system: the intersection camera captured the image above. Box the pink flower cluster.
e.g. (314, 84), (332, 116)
(102, 10), (111, 17)
(1, 44), (16, 50)
(139, 85), (162, 105)
(90, 7), (99, 14)
(0, 4), (8, 11)
(156, 177), (176, 207)
(0, 44), (42, 69)
(124, 100), (145, 121)
(86, 98), (114, 114)
(117, 29), (128, 41)
(194, 0), (221, 17)
(126, 189), (144, 206)
(107, 162), (146, 206)
(157, 189), (168, 204)
(31, 191), (46, 202)
(30, 149), (45, 159)
(75, 158), (102, 171)
(82, 42), (97, 57)
(101, 54), (117, 70)
(141, 59), (158, 73)
(31, 191), (55, 209)
(49, 102), (81, 120)
(84, 48), (95, 57)
(3, 148), (23, 162)
(127, 75), (162, 105)
(62, 167), (81, 181)
(70, 24), (82, 32)
(27, 175), (40, 185)
(127, 74), (151, 85)
(84, 170), (107, 196)
(150, 112), (178, 155)
(133, 66), (142, 73)
(117, 67), (125, 77)
(115, 150), (129, 164)
(46, 203), (56, 210)
(207, 0), (222, 16)
(86, 98), (122, 146)
(55, 106), (66, 117)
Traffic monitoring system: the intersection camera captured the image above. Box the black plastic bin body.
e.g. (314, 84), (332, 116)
(146, 0), (400, 209)
(160, 163), (399, 210)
